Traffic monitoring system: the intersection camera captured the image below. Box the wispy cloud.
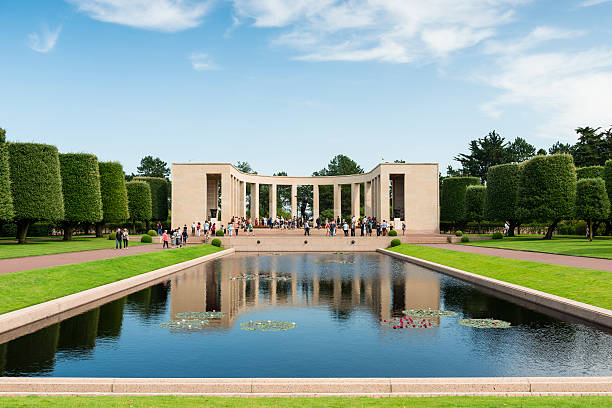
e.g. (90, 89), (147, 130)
(67, 0), (214, 32)
(28, 24), (62, 53)
(579, 0), (611, 7)
(189, 52), (219, 70)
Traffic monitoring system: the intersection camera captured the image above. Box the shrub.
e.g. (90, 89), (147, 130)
(8, 143), (64, 243)
(576, 166), (604, 180)
(466, 185), (486, 222)
(455, 230), (463, 236)
(461, 235), (470, 243)
(126, 181), (152, 223)
(486, 163), (522, 236)
(0, 142), (13, 221)
(604, 160), (612, 209)
(576, 178), (610, 241)
(108, 231), (116, 240)
(215, 230), (224, 236)
(388, 229), (397, 236)
(147, 230), (157, 236)
(440, 177), (480, 222)
(492, 231), (503, 239)
(135, 177), (168, 221)
(390, 238), (401, 247)
(518, 154), (576, 239)
(59, 153), (103, 240)
(140, 234), (153, 243)
(98, 162), (129, 231)
(211, 238), (222, 247)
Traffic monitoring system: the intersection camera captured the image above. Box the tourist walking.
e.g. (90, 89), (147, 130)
(343, 221), (349, 236)
(122, 228), (129, 249)
(182, 228), (188, 245)
(402, 222), (406, 235)
(304, 220), (310, 236)
(115, 228), (123, 249)
(157, 221), (162, 236)
(162, 230), (169, 248)
(191, 222), (196, 236)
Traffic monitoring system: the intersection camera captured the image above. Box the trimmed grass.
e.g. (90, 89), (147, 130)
(0, 245), (224, 314)
(462, 237), (612, 259)
(0, 237), (150, 259)
(389, 244), (612, 309)
(0, 396), (609, 407)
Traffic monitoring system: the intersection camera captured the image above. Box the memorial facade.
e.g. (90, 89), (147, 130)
(171, 162), (439, 233)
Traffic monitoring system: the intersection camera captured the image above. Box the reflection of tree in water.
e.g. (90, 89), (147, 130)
(0, 323), (60, 376)
(98, 297), (127, 340)
(126, 283), (170, 322)
(58, 308), (100, 358)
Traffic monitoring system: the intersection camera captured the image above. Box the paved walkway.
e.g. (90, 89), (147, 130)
(424, 244), (612, 272)
(0, 244), (166, 274)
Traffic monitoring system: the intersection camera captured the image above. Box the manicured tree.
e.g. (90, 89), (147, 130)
(97, 162), (129, 237)
(134, 176), (168, 223)
(575, 178), (610, 241)
(486, 163), (521, 236)
(576, 166), (604, 180)
(466, 185), (486, 233)
(7, 143), (64, 243)
(0, 131), (14, 222)
(602, 160), (612, 235)
(518, 154), (577, 240)
(59, 153), (103, 240)
(440, 177), (480, 226)
(126, 181), (152, 232)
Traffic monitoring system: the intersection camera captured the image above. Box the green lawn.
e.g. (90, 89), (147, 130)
(389, 244), (612, 309)
(0, 396), (609, 408)
(462, 237), (612, 259)
(0, 237), (150, 259)
(0, 245), (224, 314)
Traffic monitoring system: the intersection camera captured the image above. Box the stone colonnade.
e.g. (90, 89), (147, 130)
(171, 162), (439, 233)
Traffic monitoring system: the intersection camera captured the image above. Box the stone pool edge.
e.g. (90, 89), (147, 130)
(377, 248), (612, 328)
(0, 377), (610, 397)
(0, 248), (235, 342)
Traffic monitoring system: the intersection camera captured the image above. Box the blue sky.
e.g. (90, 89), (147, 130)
(1, 0), (612, 177)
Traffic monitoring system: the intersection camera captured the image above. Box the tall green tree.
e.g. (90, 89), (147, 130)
(575, 178), (610, 241)
(548, 142), (574, 155)
(466, 185), (486, 232)
(126, 181), (152, 230)
(486, 163), (521, 236)
(507, 137), (536, 163)
(604, 160), (612, 235)
(573, 127), (610, 167)
(97, 162), (129, 237)
(8, 143), (65, 244)
(134, 177), (168, 222)
(136, 156), (170, 179)
(440, 177), (480, 224)
(313, 155), (363, 219)
(59, 153), (103, 240)
(236, 161), (257, 174)
(518, 154), (577, 240)
(0, 128), (13, 222)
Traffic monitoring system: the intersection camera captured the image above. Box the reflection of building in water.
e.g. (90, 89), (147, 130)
(168, 254), (441, 327)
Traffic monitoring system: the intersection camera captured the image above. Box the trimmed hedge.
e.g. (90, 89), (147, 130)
(466, 185), (486, 222)
(135, 176), (168, 221)
(486, 163), (521, 223)
(440, 177), (480, 222)
(8, 143), (64, 243)
(576, 178), (610, 241)
(576, 166), (604, 180)
(126, 181), (152, 223)
(140, 234), (153, 243)
(211, 238), (222, 247)
(147, 230), (157, 236)
(98, 162), (129, 222)
(518, 154), (576, 232)
(59, 153), (103, 234)
(388, 229), (397, 236)
(389, 238), (401, 247)
(604, 160), (612, 208)
(492, 231), (503, 239)
(461, 235), (470, 243)
(215, 230), (224, 236)
(0, 143), (13, 221)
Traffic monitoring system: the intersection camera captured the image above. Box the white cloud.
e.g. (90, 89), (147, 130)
(234, 0), (528, 63)
(579, 0), (611, 7)
(28, 24), (62, 53)
(484, 26), (584, 55)
(189, 52), (219, 70)
(67, 0), (214, 32)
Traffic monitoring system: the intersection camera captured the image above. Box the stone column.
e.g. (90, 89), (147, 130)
(220, 172), (231, 226)
(403, 172), (410, 225)
(333, 184), (341, 221)
(364, 181), (372, 217)
(240, 181), (247, 218)
(380, 172), (390, 221)
(351, 182), (360, 218)
(270, 184), (277, 219)
(252, 183), (259, 221)
(202, 173), (208, 221)
(372, 177), (378, 220)
(291, 184), (298, 219)
(312, 184), (319, 222)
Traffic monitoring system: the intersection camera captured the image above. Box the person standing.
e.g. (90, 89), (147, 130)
(402, 222), (406, 236)
(343, 221), (349, 236)
(162, 230), (169, 248)
(157, 221), (162, 236)
(304, 220), (310, 236)
(191, 222), (196, 236)
(115, 228), (123, 249)
(182, 228), (188, 246)
(122, 228), (129, 249)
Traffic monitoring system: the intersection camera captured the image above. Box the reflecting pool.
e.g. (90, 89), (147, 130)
(1, 253), (611, 377)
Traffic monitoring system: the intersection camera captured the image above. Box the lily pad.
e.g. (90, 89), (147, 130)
(240, 320), (297, 331)
(402, 309), (457, 317)
(380, 316), (437, 329)
(175, 311), (225, 319)
(159, 319), (209, 330)
(459, 318), (511, 328)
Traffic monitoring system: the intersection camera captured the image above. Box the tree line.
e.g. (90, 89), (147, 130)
(0, 128), (170, 244)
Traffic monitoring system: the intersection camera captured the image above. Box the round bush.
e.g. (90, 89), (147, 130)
(211, 238), (222, 247)
(454, 230), (463, 236)
(216, 230), (224, 236)
(147, 230), (157, 236)
(388, 229), (397, 236)
(492, 231), (504, 239)
(461, 235), (470, 243)
(108, 231), (116, 240)
(98, 162), (129, 222)
(140, 234), (153, 243)
(134, 177), (168, 221)
(126, 181), (152, 222)
(389, 238), (401, 247)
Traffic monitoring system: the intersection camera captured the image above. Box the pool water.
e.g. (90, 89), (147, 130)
(1, 253), (611, 378)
